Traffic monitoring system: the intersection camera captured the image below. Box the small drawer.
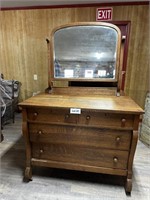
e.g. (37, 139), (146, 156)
(29, 124), (131, 150)
(32, 143), (129, 170)
(79, 111), (134, 129)
(27, 108), (78, 124)
(27, 108), (134, 130)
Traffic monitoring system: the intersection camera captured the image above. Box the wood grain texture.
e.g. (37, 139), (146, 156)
(29, 123), (131, 150)
(18, 92), (143, 193)
(0, 113), (150, 199)
(0, 5), (149, 108)
(31, 143), (129, 169)
(19, 93), (144, 114)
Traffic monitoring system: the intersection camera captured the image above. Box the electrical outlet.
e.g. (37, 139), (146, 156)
(33, 74), (38, 80)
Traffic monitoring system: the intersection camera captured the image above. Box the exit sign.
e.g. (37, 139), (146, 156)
(96, 8), (113, 21)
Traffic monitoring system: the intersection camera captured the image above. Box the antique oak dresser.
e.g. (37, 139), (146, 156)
(19, 22), (144, 194)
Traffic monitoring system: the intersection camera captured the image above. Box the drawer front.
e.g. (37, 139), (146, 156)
(29, 124), (131, 150)
(27, 108), (134, 129)
(27, 108), (78, 124)
(79, 111), (134, 129)
(32, 143), (129, 170)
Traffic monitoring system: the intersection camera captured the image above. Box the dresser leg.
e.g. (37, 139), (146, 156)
(23, 167), (32, 182)
(125, 177), (132, 195)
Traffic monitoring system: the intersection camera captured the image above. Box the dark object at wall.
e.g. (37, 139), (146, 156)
(0, 76), (21, 129)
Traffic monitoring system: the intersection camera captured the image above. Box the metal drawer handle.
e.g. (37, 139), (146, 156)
(113, 157), (118, 163)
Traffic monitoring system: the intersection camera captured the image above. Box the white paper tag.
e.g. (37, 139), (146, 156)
(85, 70), (93, 78)
(98, 70), (106, 77)
(70, 108), (81, 114)
(64, 69), (74, 78)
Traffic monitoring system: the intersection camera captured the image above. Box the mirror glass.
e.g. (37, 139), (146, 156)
(53, 25), (118, 79)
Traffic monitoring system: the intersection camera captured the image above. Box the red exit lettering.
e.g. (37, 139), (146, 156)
(96, 8), (113, 21)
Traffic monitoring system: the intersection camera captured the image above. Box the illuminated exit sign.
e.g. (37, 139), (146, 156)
(96, 8), (113, 21)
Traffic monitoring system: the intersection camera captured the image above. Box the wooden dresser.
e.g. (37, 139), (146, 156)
(19, 22), (144, 194)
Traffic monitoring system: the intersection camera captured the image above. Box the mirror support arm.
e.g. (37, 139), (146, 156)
(45, 38), (53, 94)
(117, 36), (126, 96)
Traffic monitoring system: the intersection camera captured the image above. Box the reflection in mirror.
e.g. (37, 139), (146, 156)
(53, 25), (118, 79)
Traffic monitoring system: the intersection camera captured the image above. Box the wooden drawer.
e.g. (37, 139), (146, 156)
(32, 143), (129, 170)
(79, 111), (134, 129)
(27, 108), (134, 129)
(27, 108), (78, 124)
(29, 124), (131, 150)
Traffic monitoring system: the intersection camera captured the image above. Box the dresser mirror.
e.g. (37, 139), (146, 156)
(50, 22), (121, 83)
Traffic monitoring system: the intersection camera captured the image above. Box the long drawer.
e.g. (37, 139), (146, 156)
(31, 143), (129, 170)
(27, 108), (134, 129)
(29, 124), (131, 150)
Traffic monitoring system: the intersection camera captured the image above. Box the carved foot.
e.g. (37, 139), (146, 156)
(125, 178), (132, 195)
(23, 167), (32, 182)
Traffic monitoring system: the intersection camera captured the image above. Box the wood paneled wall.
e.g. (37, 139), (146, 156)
(0, 5), (149, 108)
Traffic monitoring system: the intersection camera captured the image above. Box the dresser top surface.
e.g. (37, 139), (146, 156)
(19, 93), (144, 114)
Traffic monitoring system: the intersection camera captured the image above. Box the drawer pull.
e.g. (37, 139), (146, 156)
(65, 114), (70, 119)
(116, 137), (121, 142)
(121, 118), (126, 127)
(34, 112), (38, 117)
(38, 130), (42, 135)
(113, 157), (118, 163)
(40, 149), (44, 153)
(33, 112), (38, 120)
(86, 115), (91, 120)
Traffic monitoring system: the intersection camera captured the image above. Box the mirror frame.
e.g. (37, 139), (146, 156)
(49, 22), (121, 85)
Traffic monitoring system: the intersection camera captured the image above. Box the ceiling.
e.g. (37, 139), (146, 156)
(0, 0), (148, 9)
